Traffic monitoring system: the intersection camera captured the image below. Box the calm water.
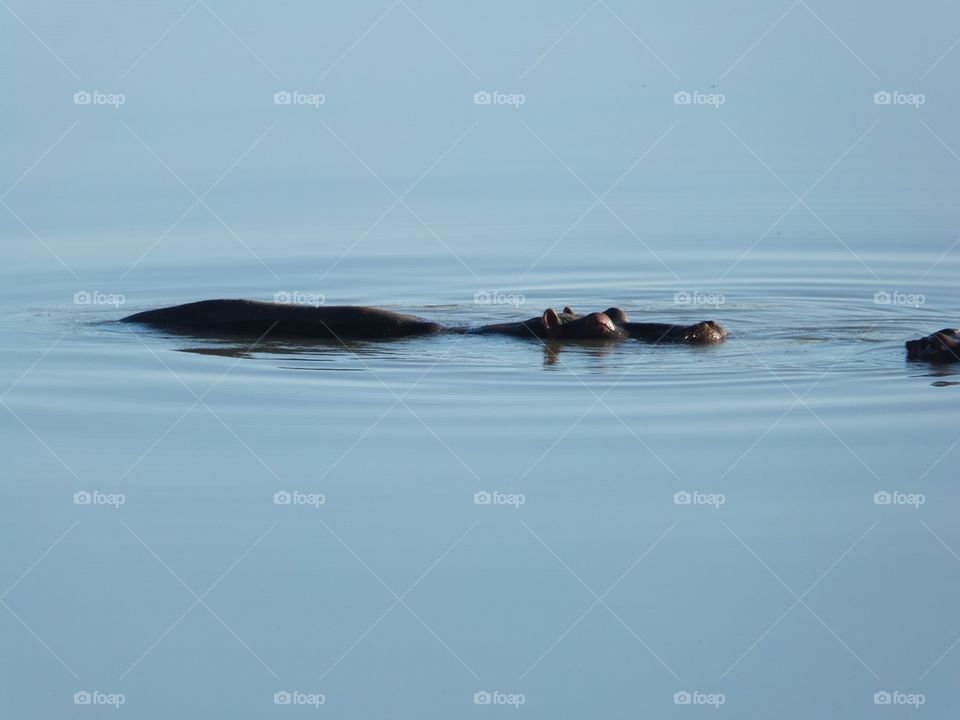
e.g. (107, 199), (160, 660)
(2, 236), (959, 718)
(6, 0), (960, 716)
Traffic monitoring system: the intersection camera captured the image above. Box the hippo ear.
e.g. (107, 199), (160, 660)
(562, 306), (574, 315)
(543, 308), (562, 331)
(935, 331), (956, 348)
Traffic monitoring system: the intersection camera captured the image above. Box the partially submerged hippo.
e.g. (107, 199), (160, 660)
(474, 307), (628, 341)
(600, 307), (726, 344)
(906, 329), (960, 363)
(121, 300), (726, 345)
(122, 300), (442, 340)
(474, 305), (724, 343)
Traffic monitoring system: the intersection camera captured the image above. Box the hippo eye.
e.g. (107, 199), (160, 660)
(603, 307), (628, 323)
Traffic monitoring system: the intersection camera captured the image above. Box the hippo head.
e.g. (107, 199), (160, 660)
(906, 329), (960, 363)
(682, 320), (727, 343)
(543, 307), (626, 341)
(597, 307), (727, 344)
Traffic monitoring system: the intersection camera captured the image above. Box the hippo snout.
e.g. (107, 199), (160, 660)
(906, 329), (960, 363)
(689, 320), (726, 343)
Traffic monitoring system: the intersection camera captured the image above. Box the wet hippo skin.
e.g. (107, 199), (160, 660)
(122, 300), (443, 340)
(472, 307), (625, 341)
(905, 329), (960, 363)
(122, 302), (625, 342)
(476, 307), (726, 343)
(600, 307), (726, 344)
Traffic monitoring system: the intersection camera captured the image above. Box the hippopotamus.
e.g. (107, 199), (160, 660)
(121, 299), (442, 340)
(599, 307), (726, 344)
(906, 329), (960, 363)
(474, 306), (625, 340)
(121, 300), (727, 344)
(474, 306), (723, 343)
